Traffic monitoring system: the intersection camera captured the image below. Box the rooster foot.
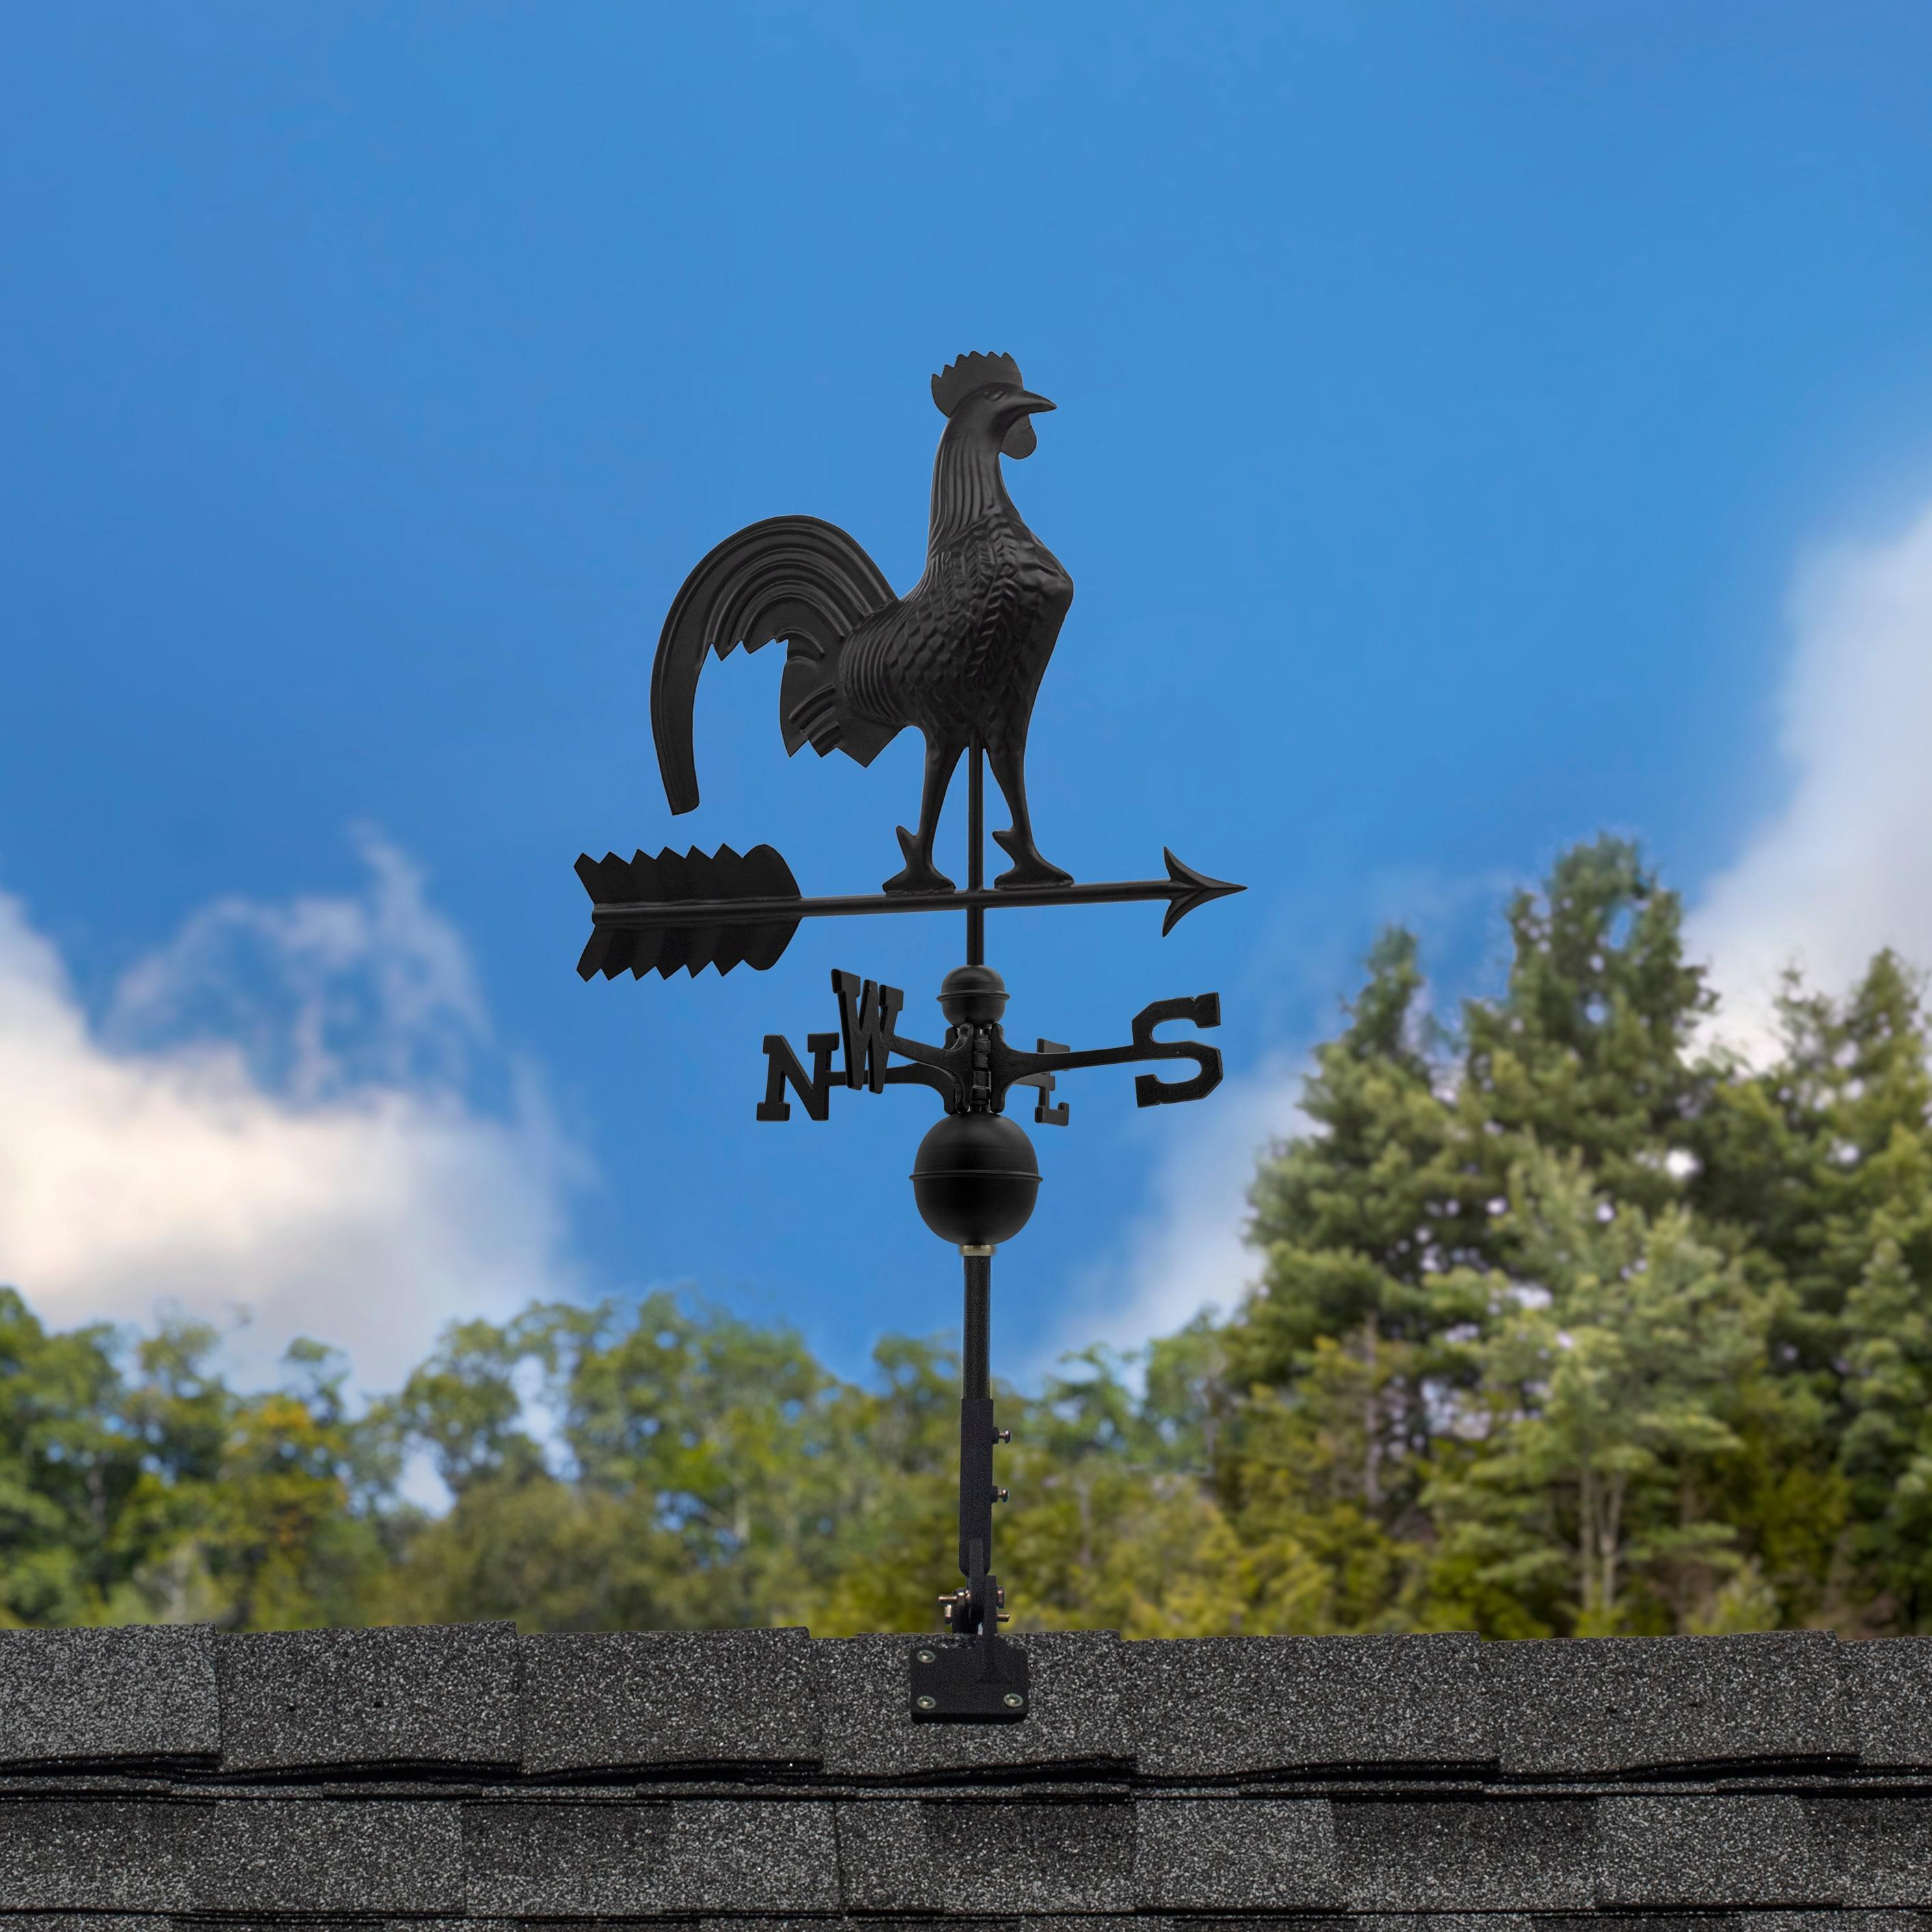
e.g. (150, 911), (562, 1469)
(992, 826), (1073, 891)
(883, 825), (956, 896)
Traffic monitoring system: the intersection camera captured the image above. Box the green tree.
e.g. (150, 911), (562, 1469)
(1227, 929), (1486, 1605)
(1689, 951), (1932, 1624)
(0, 1289), (137, 1624)
(1459, 839), (1712, 1225)
(1820, 955), (1932, 1624)
(1433, 1149), (1764, 1634)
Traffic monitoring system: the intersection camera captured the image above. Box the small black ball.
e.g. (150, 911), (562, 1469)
(910, 1111), (1040, 1247)
(937, 964), (1010, 1027)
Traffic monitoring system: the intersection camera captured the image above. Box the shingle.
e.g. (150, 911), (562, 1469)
(1151, 1922), (1519, 1932)
(1232, 1921), (1537, 1932)
(1133, 1795), (1338, 1909)
(814, 1631), (1130, 1779)
(1128, 1633), (1491, 1777)
(434, 1923), (701, 1932)
(465, 1797), (841, 1916)
(0, 1798), (193, 1911)
(217, 1623), (521, 1774)
(1581, 1916), (1867, 1932)
(696, 1922), (1158, 1932)
(462, 1924), (701, 1932)
(0, 1921), (170, 1932)
(185, 1797), (464, 1914)
(1840, 1641), (1932, 1771)
(519, 1628), (820, 1776)
(1531, 1917), (1751, 1932)
(835, 1795), (1137, 1915)
(0, 1626), (218, 1766)
(1335, 1797), (1598, 1911)
(1534, 1919), (1775, 1932)
(176, 1924), (482, 1932)
(1597, 1794), (1842, 1908)
(1136, 1922), (1358, 1932)
(1808, 1798), (1932, 1907)
(1486, 1632), (1851, 1775)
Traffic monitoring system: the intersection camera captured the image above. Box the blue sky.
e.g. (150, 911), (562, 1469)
(5, 4), (1932, 1396)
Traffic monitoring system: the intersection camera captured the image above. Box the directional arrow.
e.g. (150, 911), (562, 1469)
(577, 846), (1243, 979)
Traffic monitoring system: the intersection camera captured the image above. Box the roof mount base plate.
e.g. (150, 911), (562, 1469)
(909, 1634), (1030, 1723)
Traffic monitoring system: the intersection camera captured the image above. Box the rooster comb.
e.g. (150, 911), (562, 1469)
(930, 352), (1027, 417)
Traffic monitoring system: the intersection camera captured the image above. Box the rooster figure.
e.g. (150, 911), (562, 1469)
(651, 352), (1072, 893)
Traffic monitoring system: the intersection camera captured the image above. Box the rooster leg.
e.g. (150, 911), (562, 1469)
(884, 733), (963, 895)
(988, 735), (1073, 889)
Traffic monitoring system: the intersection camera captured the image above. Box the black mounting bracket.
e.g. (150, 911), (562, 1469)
(910, 1634), (1031, 1723)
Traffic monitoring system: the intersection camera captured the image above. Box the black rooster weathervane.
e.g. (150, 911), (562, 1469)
(576, 354), (1241, 1721)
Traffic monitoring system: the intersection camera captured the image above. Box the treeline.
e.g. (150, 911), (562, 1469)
(5, 837), (1931, 1637)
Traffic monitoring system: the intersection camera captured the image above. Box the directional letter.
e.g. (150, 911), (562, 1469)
(757, 1032), (839, 1121)
(1130, 995), (1223, 1107)
(832, 969), (904, 1093)
(1030, 1039), (1070, 1126)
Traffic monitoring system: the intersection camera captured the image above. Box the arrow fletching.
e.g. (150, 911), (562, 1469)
(576, 844), (802, 979)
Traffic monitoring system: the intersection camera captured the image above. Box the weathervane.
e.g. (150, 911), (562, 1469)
(576, 353), (1240, 1720)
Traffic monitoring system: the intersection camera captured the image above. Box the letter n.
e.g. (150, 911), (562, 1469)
(757, 1032), (838, 1121)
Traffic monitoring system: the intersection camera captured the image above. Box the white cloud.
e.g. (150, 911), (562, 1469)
(1044, 500), (1932, 1363)
(1690, 501), (1932, 1050)
(1036, 1054), (1307, 1371)
(0, 835), (584, 1391)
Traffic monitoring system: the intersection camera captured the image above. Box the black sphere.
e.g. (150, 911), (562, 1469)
(937, 963), (1009, 1027)
(911, 1111), (1040, 1246)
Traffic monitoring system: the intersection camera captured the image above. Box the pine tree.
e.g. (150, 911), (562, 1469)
(1823, 956), (1932, 1625)
(1841, 1229), (1932, 1625)
(1431, 1148), (1764, 1635)
(1691, 952), (1932, 1625)
(1221, 929), (1488, 1624)
(1459, 837), (1712, 1231)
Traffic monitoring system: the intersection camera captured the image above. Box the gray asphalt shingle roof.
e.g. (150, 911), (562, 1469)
(0, 1623), (1924, 1922)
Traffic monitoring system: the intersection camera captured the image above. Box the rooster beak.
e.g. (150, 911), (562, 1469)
(999, 392), (1052, 460)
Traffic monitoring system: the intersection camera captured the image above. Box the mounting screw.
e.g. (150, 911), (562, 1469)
(916, 1694), (937, 1711)
(1002, 1692), (1026, 1709)
(991, 1487), (1008, 1503)
(915, 1647), (937, 1665)
(993, 1427), (1011, 1444)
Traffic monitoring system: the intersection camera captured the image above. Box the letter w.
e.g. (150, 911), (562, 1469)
(833, 969), (904, 1093)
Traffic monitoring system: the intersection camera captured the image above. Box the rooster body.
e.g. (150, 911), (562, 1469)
(651, 354), (1071, 893)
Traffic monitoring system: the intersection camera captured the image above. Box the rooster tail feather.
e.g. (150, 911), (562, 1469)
(649, 514), (897, 814)
(779, 640), (896, 770)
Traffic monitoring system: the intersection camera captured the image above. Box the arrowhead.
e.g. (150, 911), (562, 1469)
(1160, 848), (1245, 936)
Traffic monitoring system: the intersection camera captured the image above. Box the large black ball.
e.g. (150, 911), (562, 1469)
(910, 1112), (1041, 1247)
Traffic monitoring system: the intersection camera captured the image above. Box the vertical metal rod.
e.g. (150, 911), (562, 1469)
(965, 736), (985, 967)
(963, 1248), (990, 1399)
(958, 1248), (995, 1622)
